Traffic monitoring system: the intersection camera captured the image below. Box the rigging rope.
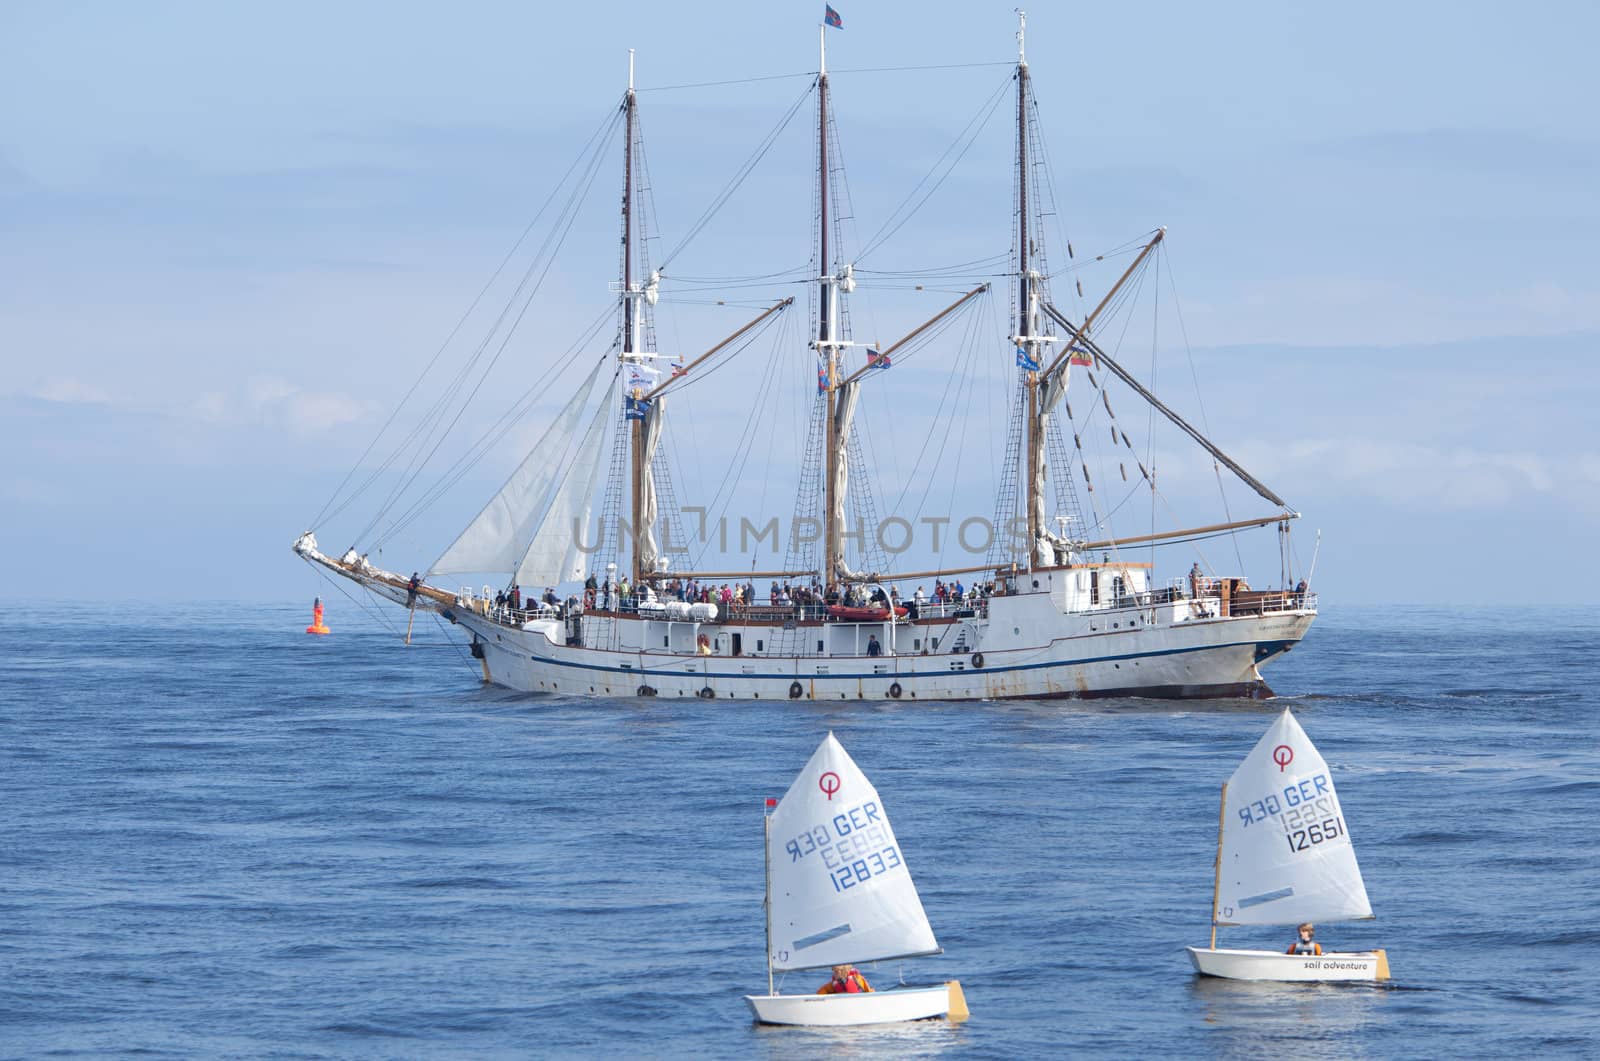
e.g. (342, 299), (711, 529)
(313, 102), (623, 531)
(360, 106), (623, 550)
(855, 70), (1013, 263)
(684, 310), (800, 570)
(658, 81), (815, 272)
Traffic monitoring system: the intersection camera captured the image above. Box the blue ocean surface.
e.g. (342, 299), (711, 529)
(3, 600), (1597, 1058)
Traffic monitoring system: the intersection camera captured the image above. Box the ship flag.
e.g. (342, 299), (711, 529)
(825, 5), (843, 29)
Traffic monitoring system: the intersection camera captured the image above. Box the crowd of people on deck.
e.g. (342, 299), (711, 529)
(487, 571), (1000, 625)
(477, 559), (1313, 631)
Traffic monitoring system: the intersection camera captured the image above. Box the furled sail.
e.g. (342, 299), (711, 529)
(1033, 363), (1074, 565)
(430, 359), (608, 578)
(1038, 362), (1069, 418)
(828, 380), (859, 578)
(1215, 709), (1373, 926)
(514, 379), (613, 588)
(635, 396), (665, 576)
(767, 732), (940, 973)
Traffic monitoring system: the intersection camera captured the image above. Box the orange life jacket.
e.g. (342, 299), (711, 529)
(817, 970), (873, 994)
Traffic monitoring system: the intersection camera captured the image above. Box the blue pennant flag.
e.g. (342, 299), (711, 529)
(824, 5), (842, 29)
(1015, 346), (1040, 371)
(625, 395), (651, 420)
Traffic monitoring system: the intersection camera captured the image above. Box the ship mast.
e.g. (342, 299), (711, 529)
(817, 28), (842, 589)
(618, 50), (661, 587)
(623, 53), (642, 586)
(1014, 11), (1049, 570)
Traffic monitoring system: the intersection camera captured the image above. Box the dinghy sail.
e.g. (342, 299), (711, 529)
(744, 733), (965, 1026)
(1187, 709), (1391, 982)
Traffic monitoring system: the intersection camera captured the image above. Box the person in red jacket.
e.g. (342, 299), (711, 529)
(817, 964), (873, 995)
(1287, 923), (1323, 956)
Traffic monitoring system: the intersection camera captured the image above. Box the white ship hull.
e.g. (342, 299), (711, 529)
(462, 608), (1308, 701)
(744, 984), (953, 1026)
(300, 543), (1313, 702)
(1186, 946), (1390, 982)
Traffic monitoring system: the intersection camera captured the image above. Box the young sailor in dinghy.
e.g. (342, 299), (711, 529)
(817, 965), (873, 995)
(1287, 923), (1322, 956)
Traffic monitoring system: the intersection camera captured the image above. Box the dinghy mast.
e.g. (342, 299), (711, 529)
(1209, 780), (1227, 949)
(763, 797), (775, 996)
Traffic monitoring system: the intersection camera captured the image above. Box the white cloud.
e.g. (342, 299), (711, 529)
(27, 376), (117, 405)
(1267, 438), (1573, 510)
(190, 375), (372, 436)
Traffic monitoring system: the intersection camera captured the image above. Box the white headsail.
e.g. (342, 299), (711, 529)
(767, 733), (939, 973)
(430, 359), (608, 578)
(514, 378), (614, 587)
(1215, 709), (1373, 926)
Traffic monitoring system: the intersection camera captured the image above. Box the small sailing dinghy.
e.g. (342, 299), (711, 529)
(744, 733), (968, 1026)
(1187, 708), (1391, 982)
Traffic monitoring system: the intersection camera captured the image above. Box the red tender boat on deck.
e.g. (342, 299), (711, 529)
(827, 604), (909, 621)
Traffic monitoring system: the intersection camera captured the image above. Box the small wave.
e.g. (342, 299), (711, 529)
(1529, 779), (1600, 796)
(268, 942), (344, 959)
(394, 876), (512, 891)
(318, 1021), (424, 1039)
(1490, 989), (1561, 1007)
(1399, 830), (1477, 845)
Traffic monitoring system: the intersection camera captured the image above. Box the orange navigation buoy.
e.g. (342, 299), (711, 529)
(306, 597), (330, 635)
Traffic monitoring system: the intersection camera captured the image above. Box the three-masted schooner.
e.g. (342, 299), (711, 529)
(294, 16), (1317, 702)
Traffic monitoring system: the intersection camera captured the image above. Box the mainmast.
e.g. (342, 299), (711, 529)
(817, 28), (843, 589)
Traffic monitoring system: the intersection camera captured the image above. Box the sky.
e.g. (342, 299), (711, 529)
(2, 1), (1597, 606)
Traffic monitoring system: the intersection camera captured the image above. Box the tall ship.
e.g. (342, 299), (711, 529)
(294, 15), (1317, 701)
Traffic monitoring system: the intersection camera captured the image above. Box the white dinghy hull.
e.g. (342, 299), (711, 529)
(744, 984), (955, 1026)
(1186, 946), (1390, 982)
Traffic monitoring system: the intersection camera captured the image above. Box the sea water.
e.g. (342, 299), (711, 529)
(3, 601), (1596, 1057)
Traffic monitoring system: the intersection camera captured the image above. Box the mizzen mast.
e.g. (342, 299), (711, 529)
(1011, 11), (1056, 570)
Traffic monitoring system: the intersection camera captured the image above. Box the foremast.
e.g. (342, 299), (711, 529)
(619, 52), (659, 587)
(607, 50), (674, 591)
